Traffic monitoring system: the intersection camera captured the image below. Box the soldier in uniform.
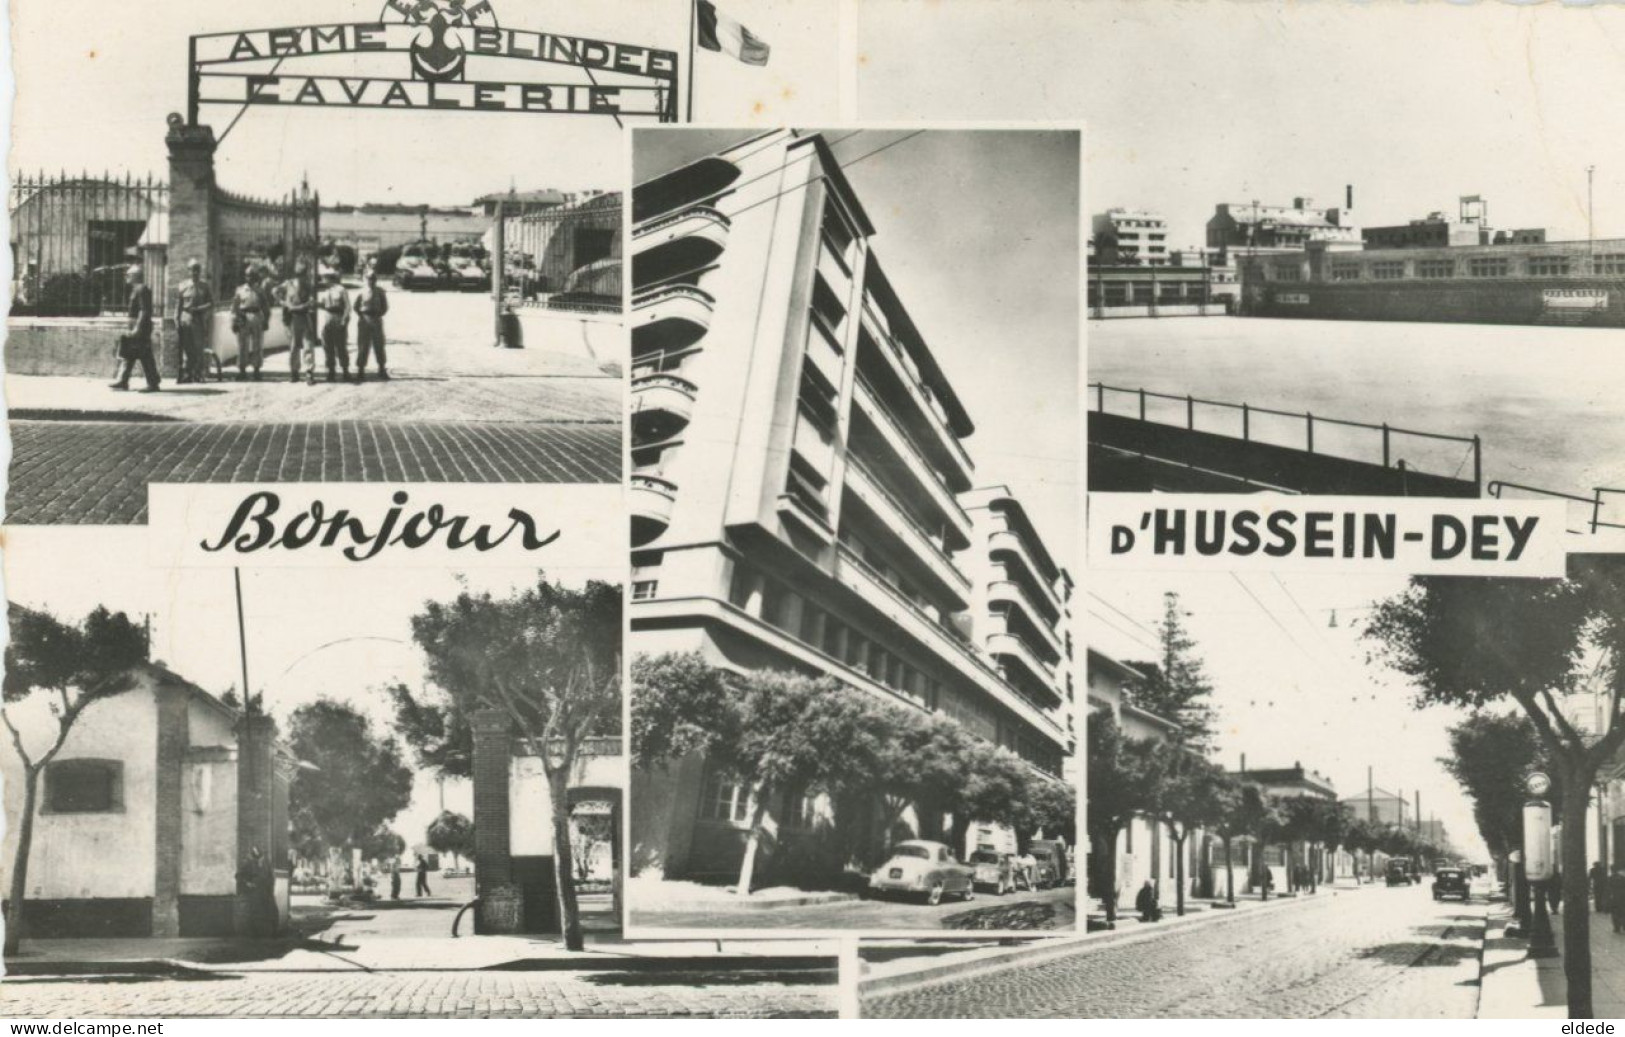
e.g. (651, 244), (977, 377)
(231, 263), (269, 381)
(109, 265), (160, 392)
(173, 258), (214, 383)
(281, 259), (317, 384)
(354, 269), (390, 382)
(316, 268), (353, 383)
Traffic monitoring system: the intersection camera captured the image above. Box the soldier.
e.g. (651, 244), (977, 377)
(281, 259), (317, 384)
(231, 263), (269, 381)
(354, 269), (390, 382)
(173, 258), (214, 383)
(316, 268), (352, 383)
(109, 265), (160, 393)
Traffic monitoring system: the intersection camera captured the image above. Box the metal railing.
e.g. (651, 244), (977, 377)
(1488, 481), (1625, 534)
(1090, 382), (1483, 489)
(9, 170), (169, 317)
(507, 192), (622, 314)
(631, 203), (730, 239)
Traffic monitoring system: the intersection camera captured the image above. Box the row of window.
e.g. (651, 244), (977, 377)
(1284, 253), (1625, 282)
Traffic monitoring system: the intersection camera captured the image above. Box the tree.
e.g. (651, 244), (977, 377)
(287, 699), (414, 890)
(1152, 749), (1238, 916)
(411, 577), (621, 951)
(359, 827), (406, 865)
(388, 681), (473, 779)
(1366, 557), (1625, 1019)
(1441, 712), (1562, 867)
(630, 652), (738, 773)
(1128, 592), (1219, 750)
(1232, 783), (1285, 900)
(1314, 800), (1355, 888)
(2, 604), (149, 954)
(1086, 710), (1165, 923)
(426, 811), (475, 869)
(1344, 817), (1380, 884)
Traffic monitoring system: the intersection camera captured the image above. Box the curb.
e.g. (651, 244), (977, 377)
(3, 953), (840, 980)
(634, 891), (860, 914)
(859, 884), (1375, 999)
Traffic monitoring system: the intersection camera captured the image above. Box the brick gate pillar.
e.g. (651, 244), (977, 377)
(165, 114), (218, 374)
(235, 713), (278, 936)
(151, 682), (189, 938)
(471, 709), (520, 933)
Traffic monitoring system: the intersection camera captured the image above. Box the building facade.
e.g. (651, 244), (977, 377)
(627, 130), (1072, 886)
(1207, 194), (1359, 257)
(1092, 208), (1169, 266)
(0, 663), (289, 939)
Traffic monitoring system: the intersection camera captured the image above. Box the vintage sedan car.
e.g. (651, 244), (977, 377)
(1029, 840), (1070, 888)
(1385, 859), (1415, 886)
(868, 840), (975, 905)
(1432, 867), (1471, 902)
(968, 850), (1017, 894)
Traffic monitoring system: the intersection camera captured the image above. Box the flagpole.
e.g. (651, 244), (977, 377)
(686, 0), (697, 122)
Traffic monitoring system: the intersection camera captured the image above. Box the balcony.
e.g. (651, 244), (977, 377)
(987, 632), (1061, 707)
(630, 473), (678, 546)
(987, 530), (1063, 622)
(842, 457), (972, 608)
(986, 580), (1064, 659)
(832, 544), (1065, 743)
(632, 284), (714, 354)
(633, 156), (742, 224)
(851, 378), (973, 548)
(859, 302), (976, 487)
(632, 205), (731, 284)
(631, 372), (698, 440)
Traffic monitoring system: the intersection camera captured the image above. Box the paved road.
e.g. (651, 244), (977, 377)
(639, 884), (1075, 932)
(7, 420), (619, 523)
(0, 965), (836, 1018)
(863, 884), (1487, 1018)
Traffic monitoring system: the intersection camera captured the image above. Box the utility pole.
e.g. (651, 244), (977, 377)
(1588, 165), (1597, 258)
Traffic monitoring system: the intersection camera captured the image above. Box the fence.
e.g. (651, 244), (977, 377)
(214, 184), (320, 297)
(506, 191), (622, 314)
(1089, 382), (1483, 489)
(9, 171), (169, 317)
(1488, 481), (1625, 536)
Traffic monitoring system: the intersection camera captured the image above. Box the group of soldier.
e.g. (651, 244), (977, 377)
(111, 255), (392, 392)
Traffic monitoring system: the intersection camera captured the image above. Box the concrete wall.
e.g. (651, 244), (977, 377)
(5, 309), (290, 379)
(0, 685), (160, 904)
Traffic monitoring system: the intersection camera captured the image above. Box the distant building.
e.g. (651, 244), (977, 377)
(321, 203), (486, 255)
(1363, 213), (1487, 250)
(1092, 208), (1170, 266)
(1343, 786), (1411, 828)
(0, 662), (290, 939)
(473, 189), (572, 216)
(1207, 193), (1360, 258)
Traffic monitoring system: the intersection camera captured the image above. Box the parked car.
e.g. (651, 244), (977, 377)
(1432, 867), (1471, 902)
(1029, 840), (1070, 888)
(1385, 859), (1415, 886)
(867, 840), (975, 906)
(969, 850), (1017, 895)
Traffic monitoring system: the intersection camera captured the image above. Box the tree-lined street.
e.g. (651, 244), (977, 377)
(864, 882), (1489, 1018)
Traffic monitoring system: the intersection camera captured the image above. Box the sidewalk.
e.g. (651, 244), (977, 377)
(861, 878), (1378, 997)
(1477, 898), (1625, 1018)
(2, 933), (839, 979)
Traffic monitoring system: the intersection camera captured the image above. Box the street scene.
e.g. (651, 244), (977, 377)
(0, 527), (839, 1019)
(625, 128), (1080, 931)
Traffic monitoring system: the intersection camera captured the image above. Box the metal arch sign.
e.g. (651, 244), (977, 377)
(188, 0), (678, 122)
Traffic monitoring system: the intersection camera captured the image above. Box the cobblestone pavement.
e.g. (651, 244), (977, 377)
(638, 884), (1075, 932)
(0, 966), (836, 1018)
(7, 420), (620, 524)
(863, 885), (1488, 1018)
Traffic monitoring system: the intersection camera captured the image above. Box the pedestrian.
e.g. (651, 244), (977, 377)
(1590, 860), (1609, 913)
(281, 259), (317, 384)
(1610, 864), (1625, 934)
(390, 858), (402, 901)
(231, 263), (268, 381)
(1017, 849), (1037, 891)
(415, 854), (432, 898)
(235, 845), (276, 938)
(316, 268), (353, 383)
(354, 269), (390, 382)
(1135, 880), (1162, 923)
(110, 265), (160, 393)
(174, 257), (214, 383)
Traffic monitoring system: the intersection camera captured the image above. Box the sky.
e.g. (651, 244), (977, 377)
(635, 128), (1082, 570)
(2, 523), (622, 853)
(1087, 569), (1493, 861)
(9, 0), (840, 207)
(854, 0), (1625, 249)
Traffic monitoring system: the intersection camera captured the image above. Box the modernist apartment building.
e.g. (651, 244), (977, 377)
(1091, 208), (1169, 266)
(1207, 194), (1360, 258)
(628, 130), (1072, 883)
